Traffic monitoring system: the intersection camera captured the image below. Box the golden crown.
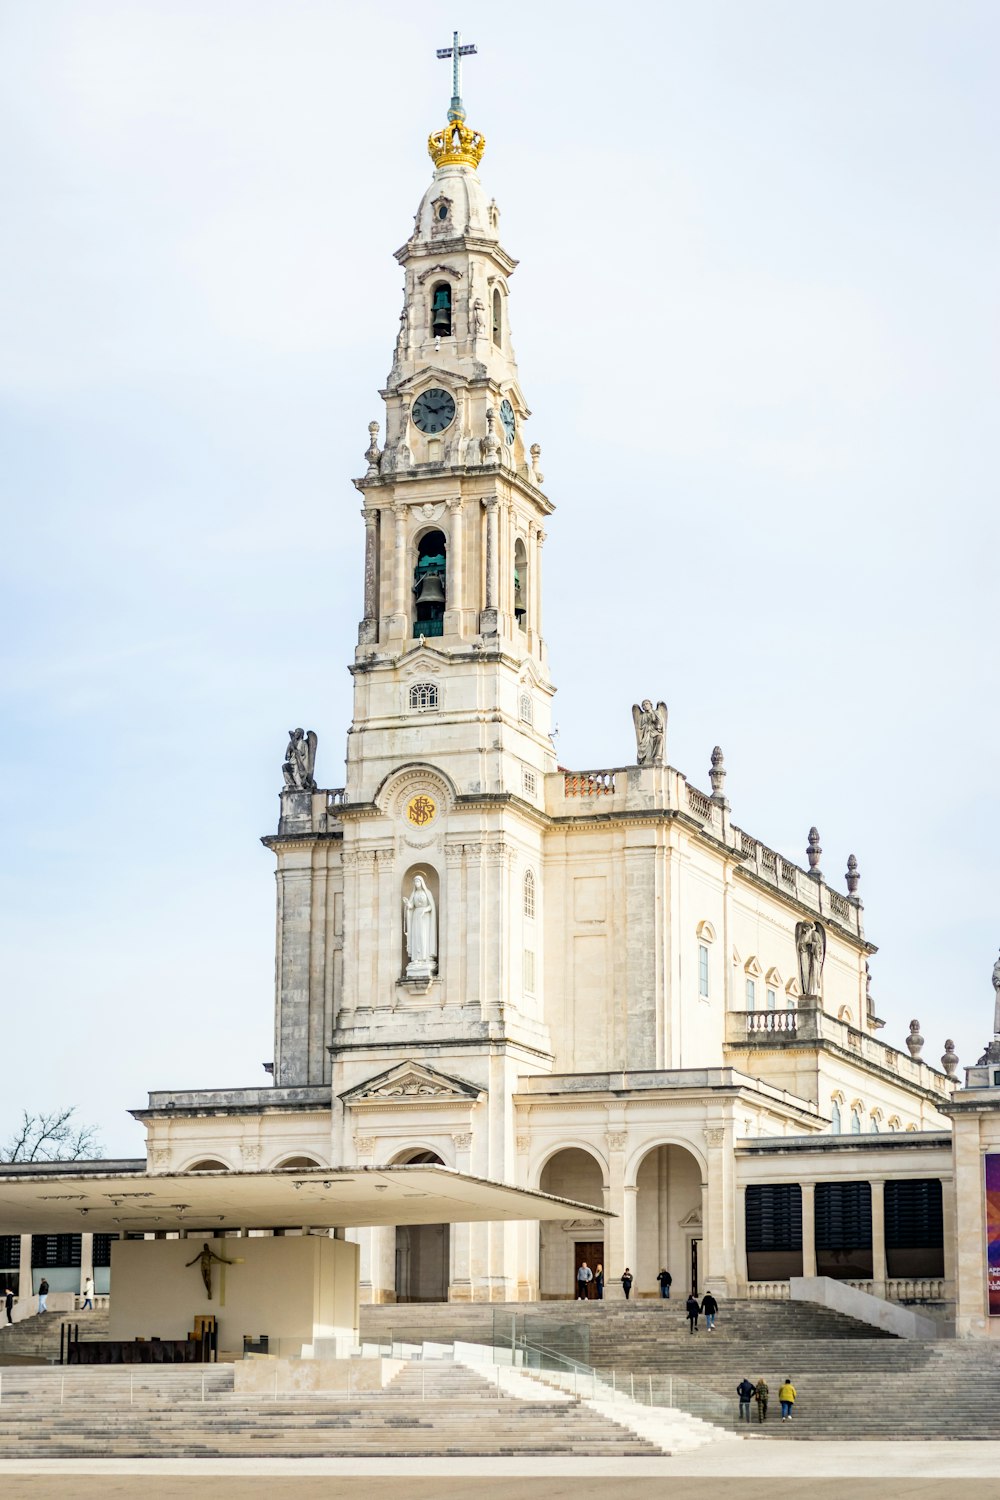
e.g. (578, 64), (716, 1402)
(428, 115), (486, 170)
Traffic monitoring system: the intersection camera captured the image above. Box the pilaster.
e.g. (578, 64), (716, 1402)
(801, 1181), (817, 1277)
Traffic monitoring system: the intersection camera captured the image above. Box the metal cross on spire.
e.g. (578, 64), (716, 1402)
(436, 30), (477, 121)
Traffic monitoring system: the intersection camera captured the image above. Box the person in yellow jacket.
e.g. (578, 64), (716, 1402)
(779, 1378), (796, 1421)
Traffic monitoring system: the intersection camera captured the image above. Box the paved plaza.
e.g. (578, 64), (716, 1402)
(5, 1445), (1000, 1496)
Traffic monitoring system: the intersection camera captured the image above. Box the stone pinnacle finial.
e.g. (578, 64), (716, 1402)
(480, 407), (500, 463)
(905, 1019), (925, 1060)
(365, 421), (382, 479)
(806, 827), (823, 879)
(709, 746), (726, 800)
(530, 443), (544, 485)
(941, 1040), (959, 1078)
(846, 853), (860, 898)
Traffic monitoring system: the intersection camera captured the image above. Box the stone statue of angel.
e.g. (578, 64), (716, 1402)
(402, 875), (437, 979)
(282, 728), (317, 791)
(631, 700), (667, 766)
(795, 920), (826, 1000)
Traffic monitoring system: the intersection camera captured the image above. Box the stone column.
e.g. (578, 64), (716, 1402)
(446, 497), (464, 632)
(481, 497), (499, 635)
(735, 1183), (748, 1294)
(19, 1233), (33, 1309)
(801, 1181), (817, 1277)
(534, 527), (545, 644)
(360, 507), (379, 642)
(703, 1127), (736, 1296)
(450, 1132), (475, 1302)
(605, 1133), (628, 1298)
(871, 1178), (887, 1296)
(79, 1232), (94, 1302)
(941, 1173), (956, 1303)
(392, 503), (409, 635)
(622, 1184), (638, 1279)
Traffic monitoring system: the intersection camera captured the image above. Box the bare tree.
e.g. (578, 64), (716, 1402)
(1, 1108), (103, 1164)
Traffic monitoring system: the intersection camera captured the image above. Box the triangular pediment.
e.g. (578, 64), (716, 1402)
(679, 1208), (703, 1228)
(340, 1060), (484, 1107)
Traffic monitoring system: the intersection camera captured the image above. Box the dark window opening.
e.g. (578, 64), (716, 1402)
(745, 1183), (803, 1281)
(492, 287), (502, 344)
(413, 530), (447, 637)
(431, 282), (452, 337)
(92, 1234), (119, 1269)
(513, 538), (527, 628)
(31, 1234), (82, 1269)
(0, 1235), (20, 1268)
(815, 1180), (873, 1280)
(884, 1179), (944, 1280)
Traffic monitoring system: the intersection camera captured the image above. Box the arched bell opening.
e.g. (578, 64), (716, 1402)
(430, 282), (452, 338)
(413, 529), (447, 638)
(538, 1147), (606, 1299)
(492, 286), (502, 345)
(391, 1148), (450, 1303)
(513, 537), (528, 630)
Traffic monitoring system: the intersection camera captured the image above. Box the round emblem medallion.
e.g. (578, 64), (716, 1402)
(406, 794), (437, 827)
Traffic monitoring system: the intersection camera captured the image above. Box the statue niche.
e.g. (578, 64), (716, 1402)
(402, 869), (438, 981)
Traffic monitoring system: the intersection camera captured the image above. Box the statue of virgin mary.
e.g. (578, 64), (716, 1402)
(403, 875), (437, 979)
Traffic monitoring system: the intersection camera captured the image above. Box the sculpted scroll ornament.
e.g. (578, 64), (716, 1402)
(353, 1136), (376, 1155)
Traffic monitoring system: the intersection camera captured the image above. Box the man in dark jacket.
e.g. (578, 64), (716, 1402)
(737, 1377), (755, 1423)
(685, 1292), (700, 1333)
(701, 1290), (719, 1331)
(656, 1267), (672, 1299)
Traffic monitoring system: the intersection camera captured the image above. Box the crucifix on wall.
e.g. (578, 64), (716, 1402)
(185, 1241), (244, 1304)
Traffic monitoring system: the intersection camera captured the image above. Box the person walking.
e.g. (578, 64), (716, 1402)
(594, 1263), (604, 1300)
(656, 1267), (672, 1299)
(737, 1377), (755, 1424)
(37, 1278), (49, 1314)
(81, 1276), (95, 1312)
(576, 1261), (593, 1301)
(779, 1377), (797, 1421)
(685, 1291), (700, 1333)
(4, 1285), (14, 1324)
(755, 1377), (769, 1423)
(620, 1268), (633, 1300)
(701, 1289), (718, 1330)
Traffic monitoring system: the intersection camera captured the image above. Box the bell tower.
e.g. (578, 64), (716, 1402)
(347, 47), (555, 808)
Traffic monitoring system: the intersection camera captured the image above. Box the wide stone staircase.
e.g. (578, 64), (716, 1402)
(0, 1361), (673, 1457)
(0, 1307), (109, 1364)
(361, 1298), (1000, 1440)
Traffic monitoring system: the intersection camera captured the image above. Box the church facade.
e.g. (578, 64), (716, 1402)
(129, 78), (997, 1326)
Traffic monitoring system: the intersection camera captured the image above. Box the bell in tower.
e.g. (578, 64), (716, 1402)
(413, 529), (447, 638)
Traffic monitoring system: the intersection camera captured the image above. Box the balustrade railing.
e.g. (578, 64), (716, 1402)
(746, 1010), (797, 1035)
(326, 788), (348, 810)
(563, 770), (616, 797)
(686, 786), (713, 818)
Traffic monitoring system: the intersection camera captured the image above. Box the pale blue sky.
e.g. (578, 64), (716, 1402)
(1, 1), (997, 1156)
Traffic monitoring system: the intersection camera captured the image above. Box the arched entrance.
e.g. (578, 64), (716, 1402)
(393, 1149), (450, 1303)
(634, 1144), (704, 1296)
(538, 1148), (606, 1299)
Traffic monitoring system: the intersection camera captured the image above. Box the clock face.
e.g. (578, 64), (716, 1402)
(499, 398), (516, 444)
(412, 388), (456, 435)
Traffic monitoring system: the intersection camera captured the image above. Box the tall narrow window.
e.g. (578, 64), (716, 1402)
(519, 692), (533, 725)
(831, 1101), (842, 1133)
(431, 282), (452, 337)
(492, 287), (502, 344)
(698, 944), (709, 998)
(746, 978), (756, 1011)
(413, 530), (446, 638)
(523, 869), (536, 920)
(766, 987), (776, 1010)
(850, 1108), (862, 1135)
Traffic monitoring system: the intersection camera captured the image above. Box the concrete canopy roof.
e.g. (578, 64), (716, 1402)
(0, 1163), (607, 1235)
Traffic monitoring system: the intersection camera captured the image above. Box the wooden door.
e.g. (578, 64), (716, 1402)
(574, 1240), (603, 1298)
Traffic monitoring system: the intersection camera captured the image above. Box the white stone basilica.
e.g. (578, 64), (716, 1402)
(132, 73), (1000, 1327)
